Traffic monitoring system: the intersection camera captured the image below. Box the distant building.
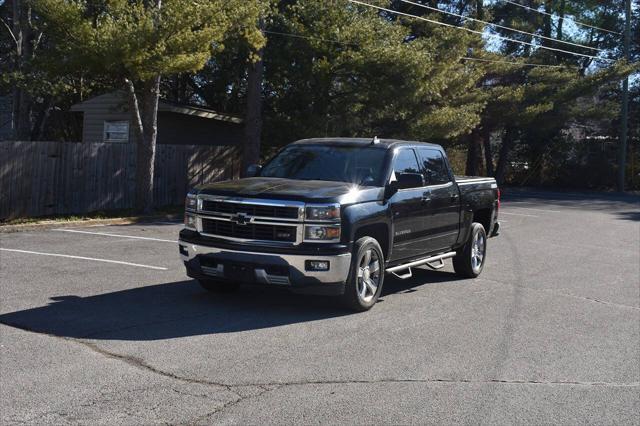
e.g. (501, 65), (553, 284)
(71, 92), (244, 146)
(0, 95), (14, 140)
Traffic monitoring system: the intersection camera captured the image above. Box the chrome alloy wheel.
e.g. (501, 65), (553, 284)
(471, 231), (486, 272)
(357, 249), (381, 303)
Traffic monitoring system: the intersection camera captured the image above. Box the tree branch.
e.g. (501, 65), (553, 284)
(0, 17), (18, 47)
(32, 30), (44, 54)
(125, 78), (145, 144)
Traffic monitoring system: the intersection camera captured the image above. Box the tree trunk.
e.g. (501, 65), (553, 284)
(12, 0), (33, 140)
(542, 0), (553, 46)
(557, 0), (566, 40)
(495, 127), (516, 185)
(125, 79), (144, 142)
(133, 76), (160, 214)
(465, 128), (482, 176)
(475, 0), (484, 19)
(242, 46), (264, 176)
(482, 126), (494, 177)
(30, 96), (53, 141)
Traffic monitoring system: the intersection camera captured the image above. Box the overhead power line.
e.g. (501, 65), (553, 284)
(263, 30), (358, 47)
(266, 28), (577, 69)
(461, 57), (572, 68)
(499, 0), (622, 35)
(400, 0), (604, 52)
(348, 0), (614, 62)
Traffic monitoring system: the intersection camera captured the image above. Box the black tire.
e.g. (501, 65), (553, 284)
(197, 279), (240, 293)
(341, 237), (385, 311)
(453, 222), (487, 278)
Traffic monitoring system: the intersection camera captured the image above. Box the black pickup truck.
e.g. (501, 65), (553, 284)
(179, 138), (500, 311)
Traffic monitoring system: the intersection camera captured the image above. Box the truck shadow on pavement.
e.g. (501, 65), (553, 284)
(0, 269), (462, 341)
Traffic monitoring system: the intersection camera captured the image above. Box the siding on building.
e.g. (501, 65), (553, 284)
(157, 112), (243, 145)
(71, 92), (133, 144)
(71, 92), (244, 146)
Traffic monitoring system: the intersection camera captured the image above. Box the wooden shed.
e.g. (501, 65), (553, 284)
(70, 92), (244, 146)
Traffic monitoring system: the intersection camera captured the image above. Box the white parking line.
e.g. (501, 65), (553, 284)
(505, 206), (563, 213)
(0, 248), (168, 270)
(53, 228), (176, 243)
(500, 211), (539, 218)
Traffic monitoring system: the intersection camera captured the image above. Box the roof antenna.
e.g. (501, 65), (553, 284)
(371, 136), (380, 145)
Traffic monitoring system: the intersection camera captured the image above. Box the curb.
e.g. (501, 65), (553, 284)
(0, 214), (182, 234)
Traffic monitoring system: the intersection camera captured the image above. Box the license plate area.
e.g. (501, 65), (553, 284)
(198, 254), (291, 284)
(226, 262), (255, 282)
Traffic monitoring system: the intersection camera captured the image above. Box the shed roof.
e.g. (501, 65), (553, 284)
(71, 92), (243, 124)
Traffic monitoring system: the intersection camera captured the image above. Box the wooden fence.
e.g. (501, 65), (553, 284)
(0, 141), (240, 220)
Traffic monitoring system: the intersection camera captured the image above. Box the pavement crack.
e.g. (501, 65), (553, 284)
(69, 338), (237, 392)
(237, 377), (640, 388)
(0, 321), (238, 394)
(480, 277), (640, 311)
(185, 385), (280, 425)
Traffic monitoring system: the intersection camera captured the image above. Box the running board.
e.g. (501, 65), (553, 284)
(386, 252), (457, 280)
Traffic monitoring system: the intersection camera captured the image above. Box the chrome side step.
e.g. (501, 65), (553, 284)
(386, 252), (457, 280)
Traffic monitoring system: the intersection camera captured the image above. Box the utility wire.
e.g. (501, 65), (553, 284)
(263, 30), (358, 47)
(348, 0), (614, 62)
(499, 0), (622, 35)
(400, 0), (604, 52)
(266, 28), (577, 69)
(461, 56), (573, 68)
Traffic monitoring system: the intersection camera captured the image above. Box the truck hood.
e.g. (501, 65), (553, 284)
(196, 177), (383, 204)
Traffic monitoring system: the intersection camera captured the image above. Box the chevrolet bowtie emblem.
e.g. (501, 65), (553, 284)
(230, 213), (252, 225)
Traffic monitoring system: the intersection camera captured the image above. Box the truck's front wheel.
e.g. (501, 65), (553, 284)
(453, 222), (487, 278)
(342, 237), (385, 311)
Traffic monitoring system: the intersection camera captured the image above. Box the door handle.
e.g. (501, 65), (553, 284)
(422, 192), (431, 202)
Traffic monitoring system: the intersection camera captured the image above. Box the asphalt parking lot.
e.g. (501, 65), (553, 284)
(1, 189), (639, 425)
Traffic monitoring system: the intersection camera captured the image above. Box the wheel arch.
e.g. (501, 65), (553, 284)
(473, 208), (493, 233)
(354, 223), (390, 260)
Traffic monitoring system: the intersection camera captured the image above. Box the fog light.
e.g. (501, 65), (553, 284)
(184, 213), (196, 230)
(306, 260), (330, 271)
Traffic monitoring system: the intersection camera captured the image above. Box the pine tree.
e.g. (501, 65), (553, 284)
(34, 0), (268, 212)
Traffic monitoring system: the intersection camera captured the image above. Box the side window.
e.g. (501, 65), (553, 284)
(417, 149), (450, 185)
(392, 149), (421, 178)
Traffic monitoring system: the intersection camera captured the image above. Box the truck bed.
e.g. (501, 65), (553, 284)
(455, 175), (497, 191)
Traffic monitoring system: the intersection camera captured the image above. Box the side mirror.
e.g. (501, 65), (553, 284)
(246, 164), (262, 177)
(396, 172), (424, 189)
(384, 180), (399, 200)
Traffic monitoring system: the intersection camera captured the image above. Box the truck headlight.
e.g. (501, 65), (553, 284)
(305, 204), (340, 221)
(185, 194), (197, 211)
(304, 225), (341, 242)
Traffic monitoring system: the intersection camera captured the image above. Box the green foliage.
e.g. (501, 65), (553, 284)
(262, 0), (487, 146)
(33, 0), (268, 82)
(2, 0), (637, 189)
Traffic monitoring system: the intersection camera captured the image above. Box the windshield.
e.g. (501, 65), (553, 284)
(260, 144), (388, 186)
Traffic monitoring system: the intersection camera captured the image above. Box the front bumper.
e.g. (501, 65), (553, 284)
(179, 240), (351, 295)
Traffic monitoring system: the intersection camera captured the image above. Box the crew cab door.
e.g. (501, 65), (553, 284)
(416, 148), (461, 253)
(388, 148), (427, 262)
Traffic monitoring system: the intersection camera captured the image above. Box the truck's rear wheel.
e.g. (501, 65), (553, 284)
(197, 279), (240, 293)
(453, 222), (487, 278)
(342, 237), (385, 311)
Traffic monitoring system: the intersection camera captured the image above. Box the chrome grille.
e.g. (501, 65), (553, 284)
(201, 200), (299, 219)
(201, 218), (297, 243)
